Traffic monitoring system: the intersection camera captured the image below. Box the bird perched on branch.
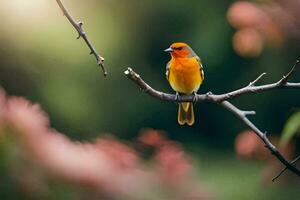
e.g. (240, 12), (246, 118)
(165, 42), (204, 126)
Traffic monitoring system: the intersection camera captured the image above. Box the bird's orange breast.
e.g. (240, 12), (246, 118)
(168, 57), (203, 94)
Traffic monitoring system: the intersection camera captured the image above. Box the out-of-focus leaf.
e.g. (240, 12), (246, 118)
(280, 111), (300, 147)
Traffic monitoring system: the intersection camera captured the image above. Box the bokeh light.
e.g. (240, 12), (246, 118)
(1, 0), (51, 18)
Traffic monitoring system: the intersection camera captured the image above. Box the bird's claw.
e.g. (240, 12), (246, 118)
(192, 92), (198, 104)
(175, 92), (180, 102)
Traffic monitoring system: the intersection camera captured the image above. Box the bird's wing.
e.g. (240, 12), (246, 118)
(166, 61), (170, 80)
(188, 47), (204, 80)
(196, 56), (205, 80)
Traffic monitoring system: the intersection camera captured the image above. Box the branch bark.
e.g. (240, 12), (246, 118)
(125, 61), (300, 103)
(56, 0), (108, 76)
(220, 101), (300, 178)
(124, 60), (300, 179)
(272, 155), (300, 182)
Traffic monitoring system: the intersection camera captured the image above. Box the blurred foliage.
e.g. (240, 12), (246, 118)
(0, 0), (300, 199)
(280, 111), (300, 147)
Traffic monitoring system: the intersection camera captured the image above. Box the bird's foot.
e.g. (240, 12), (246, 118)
(192, 92), (198, 104)
(175, 92), (180, 102)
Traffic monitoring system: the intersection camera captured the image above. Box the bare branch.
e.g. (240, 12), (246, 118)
(220, 101), (300, 177)
(248, 73), (267, 87)
(242, 110), (256, 116)
(125, 61), (300, 179)
(280, 60), (299, 84)
(125, 61), (300, 104)
(272, 155), (300, 182)
(56, 0), (108, 76)
(216, 61), (300, 101)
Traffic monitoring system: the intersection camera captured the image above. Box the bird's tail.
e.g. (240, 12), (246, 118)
(178, 102), (195, 126)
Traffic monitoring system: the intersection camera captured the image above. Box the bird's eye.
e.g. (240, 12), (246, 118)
(176, 47), (183, 51)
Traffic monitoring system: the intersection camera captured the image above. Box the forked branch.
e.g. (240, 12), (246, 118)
(56, 0), (107, 76)
(125, 61), (300, 180)
(272, 155), (300, 182)
(125, 61), (300, 103)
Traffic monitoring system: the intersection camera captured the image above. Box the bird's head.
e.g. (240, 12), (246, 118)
(164, 42), (193, 58)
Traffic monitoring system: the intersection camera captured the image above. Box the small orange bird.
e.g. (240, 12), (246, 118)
(165, 42), (204, 126)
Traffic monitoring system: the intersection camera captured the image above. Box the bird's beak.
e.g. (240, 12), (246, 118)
(164, 47), (174, 53)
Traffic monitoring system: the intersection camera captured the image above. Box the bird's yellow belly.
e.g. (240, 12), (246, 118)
(169, 62), (202, 94)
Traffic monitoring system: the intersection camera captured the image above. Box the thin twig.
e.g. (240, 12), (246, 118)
(56, 0), (108, 76)
(272, 155), (300, 182)
(280, 60), (299, 84)
(248, 73), (267, 87)
(124, 61), (300, 179)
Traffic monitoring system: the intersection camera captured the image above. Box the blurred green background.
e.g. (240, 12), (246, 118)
(0, 0), (300, 199)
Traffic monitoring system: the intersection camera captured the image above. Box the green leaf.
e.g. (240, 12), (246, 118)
(280, 111), (300, 147)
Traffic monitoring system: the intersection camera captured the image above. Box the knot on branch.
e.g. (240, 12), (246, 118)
(125, 67), (140, 80)
(76, 22), (85, 39)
